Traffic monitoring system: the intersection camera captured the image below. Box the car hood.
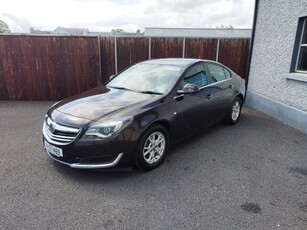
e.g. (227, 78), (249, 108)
(51, 85), (159, 124)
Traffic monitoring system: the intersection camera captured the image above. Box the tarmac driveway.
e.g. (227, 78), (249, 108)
(1, 101), (307, 230)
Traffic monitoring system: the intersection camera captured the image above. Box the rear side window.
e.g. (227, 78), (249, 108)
(224, 68), (231, 79)
(207, 63), (228, 82)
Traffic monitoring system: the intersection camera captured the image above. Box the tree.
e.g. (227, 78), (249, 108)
(217, 24), (234, 29)
(111, 28), (125, 34)
(0, 20), (11, 33)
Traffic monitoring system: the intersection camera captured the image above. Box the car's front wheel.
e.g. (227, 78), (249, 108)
(226, 96), (242, 125)
(137, 124), (169, 171)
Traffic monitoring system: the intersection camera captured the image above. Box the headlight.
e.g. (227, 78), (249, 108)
(81, 116), (133, 140)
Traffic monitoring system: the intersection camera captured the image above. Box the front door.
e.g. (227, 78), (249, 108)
(174, 63), (217, 139)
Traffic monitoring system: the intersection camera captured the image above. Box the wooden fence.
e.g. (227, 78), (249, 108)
(0, 35), (250, 100)
(0, 35), (100, 100)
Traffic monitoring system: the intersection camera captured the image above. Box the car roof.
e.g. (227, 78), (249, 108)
(142, 58), (204, 67)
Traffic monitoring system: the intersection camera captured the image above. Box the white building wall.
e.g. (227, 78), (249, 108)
(248, 0), (307, 111)
(247, 0), (307, 134)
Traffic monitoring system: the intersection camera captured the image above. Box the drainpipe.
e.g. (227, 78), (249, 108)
(245, 0), (259, 91)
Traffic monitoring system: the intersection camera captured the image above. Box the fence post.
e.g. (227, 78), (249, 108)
(114, 36), (118, 74)
(182, 37), (186, 58)
(148, 37), (151, 59)
(97, 35), (102, 84)
(216, 38), (220, 61)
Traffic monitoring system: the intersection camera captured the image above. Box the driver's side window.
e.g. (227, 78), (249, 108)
(180, 64), (207, 89)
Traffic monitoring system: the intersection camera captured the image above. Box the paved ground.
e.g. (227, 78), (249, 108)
(1, 101), (307, 230)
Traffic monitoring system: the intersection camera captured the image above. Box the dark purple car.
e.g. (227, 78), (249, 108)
(43, 58), (245, 170)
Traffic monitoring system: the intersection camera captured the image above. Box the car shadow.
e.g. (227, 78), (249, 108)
(52, 161), (140, 178)
(168, 122), (226, 158)
(51, 112), (247, 183)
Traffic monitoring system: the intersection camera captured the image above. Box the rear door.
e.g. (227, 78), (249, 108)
(204, 62), (233, 117)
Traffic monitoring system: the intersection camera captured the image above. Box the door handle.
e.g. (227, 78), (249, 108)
(205, 94), (212, 100)
(228, 85), (232, 89)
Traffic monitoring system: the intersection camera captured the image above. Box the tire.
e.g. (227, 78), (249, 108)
(226, 97), (242, 125)
(136, 124), (169, 171)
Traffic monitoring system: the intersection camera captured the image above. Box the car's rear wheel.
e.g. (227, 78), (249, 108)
(226, 96), (242, 125)
(137, 125), (169, 171)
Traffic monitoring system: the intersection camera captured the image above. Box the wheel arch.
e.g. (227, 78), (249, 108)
(137, 119), (172, 144)
(146, 120), (171, 139)
(236, 93), (244, 104)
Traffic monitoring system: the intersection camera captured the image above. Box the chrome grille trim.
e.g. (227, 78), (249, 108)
(46, 116), (79, 133)
(43, 117), (81, 145)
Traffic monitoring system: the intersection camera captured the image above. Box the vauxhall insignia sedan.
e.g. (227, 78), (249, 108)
(43, 58), (245, 170)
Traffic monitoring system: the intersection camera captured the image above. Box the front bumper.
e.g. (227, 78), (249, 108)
(45, 150), (123, 169)
(42, 117), (139, 169)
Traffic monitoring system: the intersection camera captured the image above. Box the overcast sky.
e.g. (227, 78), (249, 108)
(0, 0), (255, 33)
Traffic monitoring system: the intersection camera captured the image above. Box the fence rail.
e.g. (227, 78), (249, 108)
(0, 35), (250, 100)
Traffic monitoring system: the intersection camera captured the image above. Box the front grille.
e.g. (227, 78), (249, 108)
(43, 116), (80, 145)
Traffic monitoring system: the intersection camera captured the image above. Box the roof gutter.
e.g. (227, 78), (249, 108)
(245, 0), (259, 89)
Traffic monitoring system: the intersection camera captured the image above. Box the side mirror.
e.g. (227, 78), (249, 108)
(109, 74), (115, 80)
(177, 83), (200, 94)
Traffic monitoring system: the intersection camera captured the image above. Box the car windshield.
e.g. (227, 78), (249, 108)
(107, 63), (184, 94)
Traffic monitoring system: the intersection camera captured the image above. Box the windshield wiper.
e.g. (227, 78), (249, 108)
(109, 86), (162, 95)
(109, 86), (131, 91)
(138, 90), (163, 95)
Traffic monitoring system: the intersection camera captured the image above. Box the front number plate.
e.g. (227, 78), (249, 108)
(44, 140), (63, 157)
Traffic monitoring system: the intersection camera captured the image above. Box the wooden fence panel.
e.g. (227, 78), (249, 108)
(0, 35), (250, 101)
(99, 37), (115, 83)
(116, 37), (149, 73)
(218, 39), (250, 78)
(0, 35), (100, 100)
(151, 38), (183, 58)
(185, 38), (217, 60)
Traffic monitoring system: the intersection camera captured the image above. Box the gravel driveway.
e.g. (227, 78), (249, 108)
(1, 101), (307, 230)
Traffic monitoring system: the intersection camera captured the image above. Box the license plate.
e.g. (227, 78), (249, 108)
(44, 140), (63, 157)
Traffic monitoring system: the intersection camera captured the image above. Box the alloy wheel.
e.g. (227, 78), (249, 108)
(231, 100), (241, 121)
(143, 131), (166, 164)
